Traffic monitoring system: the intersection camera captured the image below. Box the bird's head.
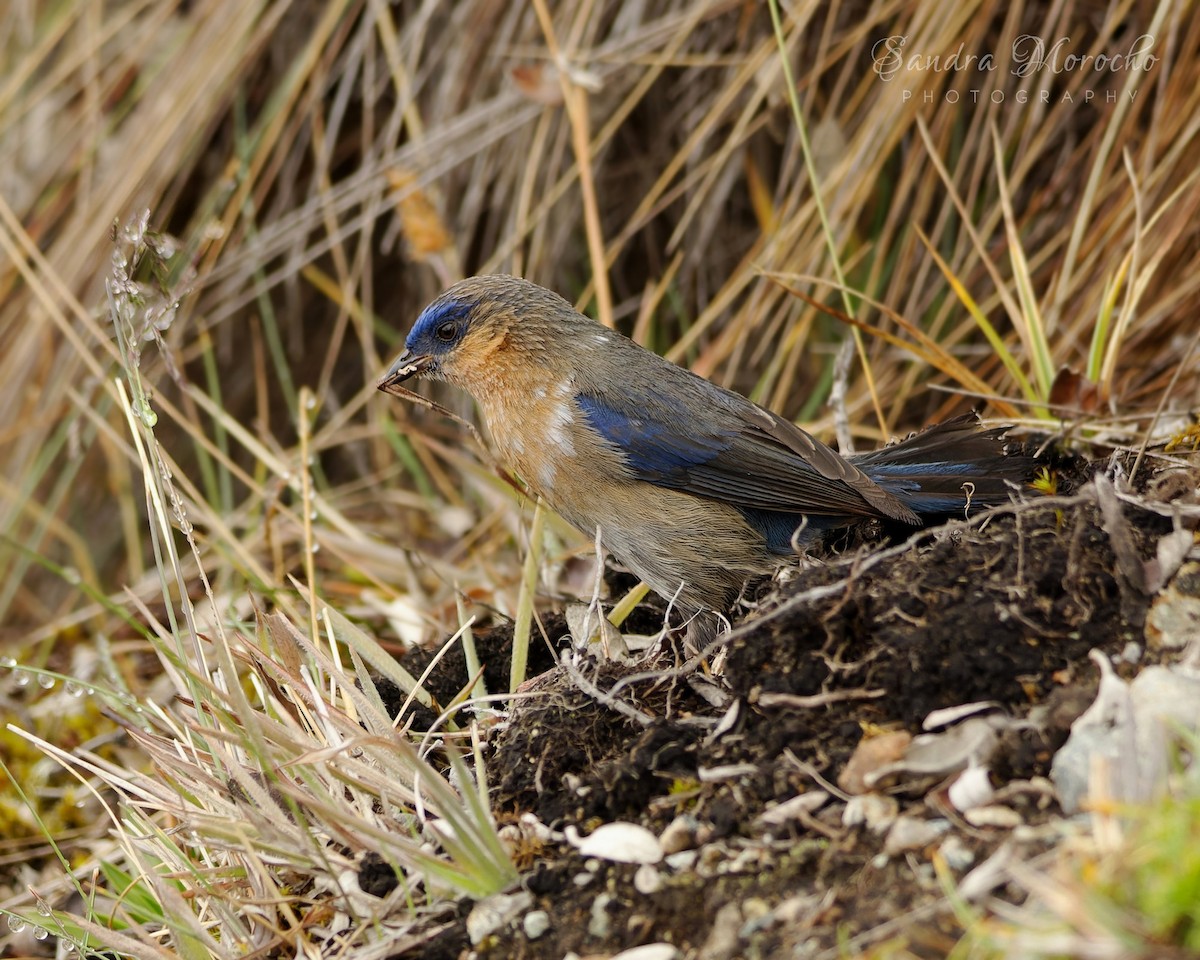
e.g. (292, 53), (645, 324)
(377, 275), (578, 394)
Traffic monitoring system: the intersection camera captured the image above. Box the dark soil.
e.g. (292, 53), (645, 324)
(376, 459), (1199, 959)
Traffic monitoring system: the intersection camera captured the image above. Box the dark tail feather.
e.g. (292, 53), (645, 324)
(849, 413), (1035, 517)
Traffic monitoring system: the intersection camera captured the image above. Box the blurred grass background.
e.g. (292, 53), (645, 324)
(1, 0), (1198, 955)
(2, 0), (1197, 642)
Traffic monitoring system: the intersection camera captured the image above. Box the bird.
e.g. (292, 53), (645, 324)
(378, 275), (1032, 622)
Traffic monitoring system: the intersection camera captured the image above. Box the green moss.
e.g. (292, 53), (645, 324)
(0, 682), (125, 840)
(1111, 792), (1200, 949)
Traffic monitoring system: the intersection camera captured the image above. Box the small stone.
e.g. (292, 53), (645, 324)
(465, 890), (532, 945)
(698, 901), (743, 960)
(948, 764), (995, 811)
(963, 805), (1023, 829)
(937, 834), (976, 872)
(842, 793), (898, 833)
(611, 944), (681, 960)
(523, 910), (550, 940)
(665, 850), (698, 871)
(659, 814), (699, 854)
(883, 816), (949, 856)
(634, 863), (663, 894)
(588, 892), (617, 939)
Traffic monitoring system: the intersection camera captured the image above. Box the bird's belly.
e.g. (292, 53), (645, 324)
(481, 392), (778, 613)
(550, 485), (777, 614)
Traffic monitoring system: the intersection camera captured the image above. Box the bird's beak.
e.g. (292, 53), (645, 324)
(377, 350), (432, 393)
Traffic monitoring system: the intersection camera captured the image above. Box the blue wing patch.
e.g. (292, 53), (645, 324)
(576, 393), (733, 476)
(575, 382), (903, 521)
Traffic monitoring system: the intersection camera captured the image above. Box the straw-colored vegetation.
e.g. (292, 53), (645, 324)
(2, 0), (1198, 957)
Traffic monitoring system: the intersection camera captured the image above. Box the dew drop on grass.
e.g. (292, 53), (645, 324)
(65, 681), (86, 698)
(6, 916), (26, 933)
(36, 902), (51, 918)
(0, 656), (15, 670)
(37, 674), (55, 690)
(14, 673), (30, 687)
(32, 926), (49, 941)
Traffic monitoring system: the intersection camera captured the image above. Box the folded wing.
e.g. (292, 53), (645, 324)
(575, 374), (918, 524)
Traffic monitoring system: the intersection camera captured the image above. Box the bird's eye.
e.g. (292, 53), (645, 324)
(435, 321), (458, 343)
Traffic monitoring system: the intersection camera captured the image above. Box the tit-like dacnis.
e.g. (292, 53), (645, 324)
(379, 275), (1030, 618)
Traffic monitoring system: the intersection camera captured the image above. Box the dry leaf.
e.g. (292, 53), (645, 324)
(510, 64), (563, 105)
(387, 169), (451, 260)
